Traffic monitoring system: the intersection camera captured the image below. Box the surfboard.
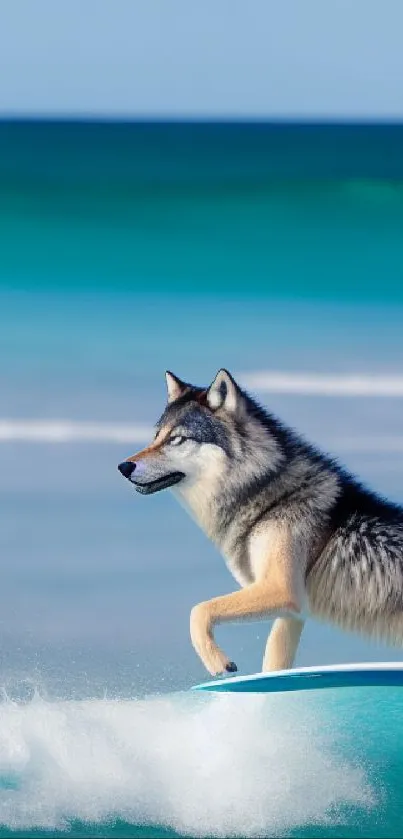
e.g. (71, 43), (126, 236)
(191, 662), (403, 693)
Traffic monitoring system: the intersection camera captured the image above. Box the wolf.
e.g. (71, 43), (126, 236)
(118, 369), (403, 677)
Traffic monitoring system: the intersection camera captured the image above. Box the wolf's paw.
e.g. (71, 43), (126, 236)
(204, 648), (238, 677)
(190, 603), (238, 676)
(193, 636), (237, 676)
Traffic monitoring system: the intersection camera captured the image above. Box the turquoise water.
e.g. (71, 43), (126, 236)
(1, 121), (403, 300)
(1, 121), (403, 836)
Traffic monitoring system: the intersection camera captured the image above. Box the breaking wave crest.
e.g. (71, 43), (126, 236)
(0, 691), (373, 837)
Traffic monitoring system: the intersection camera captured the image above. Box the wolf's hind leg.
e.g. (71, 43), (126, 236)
(262, 617), (305, 672)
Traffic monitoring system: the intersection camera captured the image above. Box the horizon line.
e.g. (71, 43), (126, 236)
(1, 115), (403, 127)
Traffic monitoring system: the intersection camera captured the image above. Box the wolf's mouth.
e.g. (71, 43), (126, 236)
(132, 472), (185, 495)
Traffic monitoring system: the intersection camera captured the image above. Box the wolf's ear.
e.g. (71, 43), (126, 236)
(165, 371), (188, 404)
(206, 369), (239, 413)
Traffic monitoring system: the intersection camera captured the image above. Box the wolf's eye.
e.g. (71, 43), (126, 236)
(168, 435), (186, 446)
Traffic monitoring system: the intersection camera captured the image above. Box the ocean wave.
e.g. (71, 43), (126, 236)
(0, 692), (372, 837)
(2, 370), (403, 445)
(238, 371), (403, 396)
(1, 419), (403, 454)
(0, 420), (153, 444)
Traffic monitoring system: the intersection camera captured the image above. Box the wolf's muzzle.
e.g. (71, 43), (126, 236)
(118, 461), (135, 479)
(118, 460), (185, 493)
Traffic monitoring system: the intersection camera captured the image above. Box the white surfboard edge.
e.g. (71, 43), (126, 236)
(191, 662), (403, 693)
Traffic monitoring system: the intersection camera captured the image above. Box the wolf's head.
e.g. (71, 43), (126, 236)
(118, 370), (284, 507)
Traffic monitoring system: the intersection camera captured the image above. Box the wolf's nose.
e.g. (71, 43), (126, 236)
(118, 461), (135, 479)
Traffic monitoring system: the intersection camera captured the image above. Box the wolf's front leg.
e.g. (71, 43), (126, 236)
(262, 617), (305, 672)
(190, 601), (238, 676)
(190, 583), (301, 676)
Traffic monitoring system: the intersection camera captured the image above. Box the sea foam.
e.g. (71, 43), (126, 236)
(0, 691), (373, 836)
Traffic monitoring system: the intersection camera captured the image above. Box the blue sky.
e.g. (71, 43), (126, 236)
(1, 0), (402, 118)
